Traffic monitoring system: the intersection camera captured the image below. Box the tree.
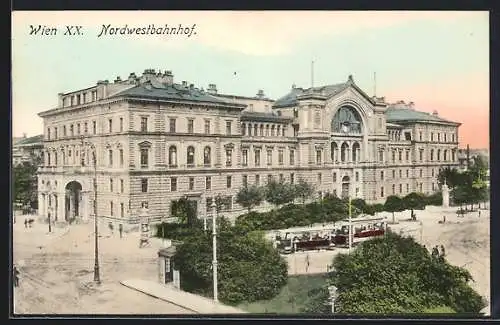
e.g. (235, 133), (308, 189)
(13, 161), (39, 209)
(403, 192), (427, 220)
(294, 179), (315, 204)
(265, 180), (296, 207)
(171, 197), (199, 228)
(304, 232), (486, 314)
(236, 185), (264, 213)
(384, 195), (404, 224)
(173, 217), (288, 305)
(437, 167), (461, 188)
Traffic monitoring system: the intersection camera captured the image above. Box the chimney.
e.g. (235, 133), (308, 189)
(58, 93), (64, 107)
(142, 69), (156, 82)
(23, 133), (27, 138)
(114, 76), (122, 83)
(207, 84), (218, 94)
(163, 70), (174, 85)
(256, 89), (265, 98)
(432, 110), (438, 116)
(182, 81), (188, 87)
(408, 101), (415, 110)
(128, 72), (137, 83)
(189, 84), (194, 90)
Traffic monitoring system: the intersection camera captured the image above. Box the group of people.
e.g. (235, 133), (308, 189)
(430, 244), (446, 259)
(108, 222), (124, 238)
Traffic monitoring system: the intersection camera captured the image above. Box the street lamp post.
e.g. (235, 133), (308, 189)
(81, 136), (100, 284)
(211, 200), (218, 302)
(48, 204), (52, 233)
(328, 285), (337, 313)
(348, 196), (352, 253)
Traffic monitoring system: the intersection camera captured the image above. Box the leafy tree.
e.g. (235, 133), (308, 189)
(294, 179), (315, 204)
(403, 192), (427, 220)
(171, 197), (199, 227)
(304, 232), (486, 314)
(265, 180), (296, 207)
(236, 185), (265, 213)
(437, 167), (462, 188)
(173, 217), (288, 305)
(384, 195), (405, 224)
(13, 161), (39, 209)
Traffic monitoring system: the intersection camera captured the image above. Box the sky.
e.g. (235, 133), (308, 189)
(11, 11), (489, 148)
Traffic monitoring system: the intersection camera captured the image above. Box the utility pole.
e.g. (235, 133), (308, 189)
(348, 196), (352, 253)
(211, 200), (218, 302)
(92, 149), (101, 284)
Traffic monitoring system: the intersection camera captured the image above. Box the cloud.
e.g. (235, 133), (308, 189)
(12, 11), (485, 56)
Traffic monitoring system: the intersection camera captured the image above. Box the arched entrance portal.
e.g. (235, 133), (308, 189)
(341, 176), (350, 199)
(65, 181), (82, 221)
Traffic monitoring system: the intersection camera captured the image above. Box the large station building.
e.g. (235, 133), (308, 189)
(37, 69), (461, 225)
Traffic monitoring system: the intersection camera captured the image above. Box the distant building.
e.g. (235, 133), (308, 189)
(12, 134), (44, 166)
(36, 69), (461, 225)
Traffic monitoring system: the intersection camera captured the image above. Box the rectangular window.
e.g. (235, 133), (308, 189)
(419, 183), (423, 192)
(279, 174), (284, 183)
(278, 150), (284, 165)
(77, 123), (81, 135)
(119, 149), (124, 167)
(84, 122), (88, 134)
(140, 148), (148, 167)
(399, 184), (402, 193)
(406, 150), (410, 161)
(70, 124), (74, 136)
(392, 170), (396, 178)
(432, 169), (435, 177)
(438, 133), (441, 142)
(120, 179), (124, 193)
(407, 169), (410, 178)
(170, 177), (177, 191)
(110, 201), (114, 216)
(204, 120), (211, 134)
(119, 118), (123, 132)
(419, 150), (423, 161)
(227, 176), (232, 188)
(242, 175), (248, 188)
(255, 174), (260, 186)
(431, 133), (434, 141)
(392, 184), (395, 194)
(108, 150), (113, 167)
(399, 151), (402, 161)
(392, 151), (396, 162)
(419, 131), (422, 141)
(141, 178), (148, 192)
(63, 125), (67, 136)
(317, 173), (322, 184)
(267, 175), (273, 183)
(267, 150), (273, 165)
(226, 149), (233, 166)
(120, 203), (124, 218)
(289, 149), (295, 165)
(316, 150), (322, 164)
(205, 176), (211, 190)
(108, 119), (113, 133)
(187, 119), (194, 133)
(109, 178), (114, 192)
(140, 117), (148, 132)
(169, 118), (176, 133)
(242, 149), (248, 166)
(380, 171), (384, 180)
(420, 169), (423, 177)
(333, 172), (337, 182)
(255, 150), (261, 166)
(444, 134), (447, 142)
(226, 121), (232, 135)
(241, 123), (246, 136)
(92, 121), (96, 134)
(290, 173), (294, 184)
(399, 170), (402, 178)
(355, 172), (359, 182)
(189, 177), (195, 190)
(407, 184), (410, 192)
(380, 187), (384, 198)
(54, 127), (58, 139)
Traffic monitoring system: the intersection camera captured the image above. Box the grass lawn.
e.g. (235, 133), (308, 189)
(238, 274), (328, 314)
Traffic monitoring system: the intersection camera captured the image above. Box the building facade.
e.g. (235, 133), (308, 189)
(12, 134), (44, 166)
(37, 69), (461, 225)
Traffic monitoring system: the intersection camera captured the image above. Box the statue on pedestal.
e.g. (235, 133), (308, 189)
(442, 180), (450, 208)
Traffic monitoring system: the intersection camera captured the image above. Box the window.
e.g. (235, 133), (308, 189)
(255, 174), (260, 186)
(293, 109), (298, 118)
(380, 171), (384, 180)
(333, 172), (337, 182)
(355, 172), (359, 182)
(392, 170), (395, 178)
(432, 169), (435, 177)
(242, 175), (248, 188)
(317, 173), (322, 184)
(271, 125), (275, 136)
(278, 150), (284, 165)
(203, 146), (211, 166)
(419, 169), (423, 177)
(392, 151), (396, 162)
(141, 178), (148, 192)
(204, 120), (211, 134)
(70, 124), (74, 136)
(241, 123), (246, 135)
(419, 131), (422, 141)
(432, 183), (435, 191)
(226, 121), (232, 135)
(140, 148), (148, 167)
(248, 124), (252, 136)
(110, 201), (114, 216)
(399, 151), (402, 161)
(226, 149), (233, 166)
(227, 176), (232, 188)
(110, 178), (114, 192)
(170, 177), (177, 191)
(260, 125), (264, 136)
(290, 150), (295, 165)
(444, 134), (447, 142)
(187, 146), (195, 166)
(54, 127), (58, 139)
(267, 149), (273, 165)
(290, 173), (294, 184)
(120, 203), (125, 218)
(188, 119), (194, 133)
(282, 127), (285, 136)
(419, 149), (423, 161)
(120, 179), (124, 193)
(169, 118), (176, 133)
(392, 184), (395, 194)
(92, 121), (96, 134)
(437, 133), (441, 142)
(63, 125), (67, 136)
(404, 132), (412, 141)
(431, 133), (434, 141)
(267, 175), (273, 183)
(140, 117), (148, 132)
(84, 122), (88, 134)
(205, 176), (211, 190)
(265, 125), (270, 137)
(169, 146), (177, 166)
(108, 150), (113, 167)
(452, 134), (455, 142)
(242, 149), (248, 166)
(108, 119), (113, 133)
(77, 124), (81, 135)
(419, 183), (423, 192)
(399, 170), (402, 178)
(119, 149), (124, 167)
(255, 149), (261, 166)
(407, 184), (410, 192)
(380, 187), (384, 198)
(316, 150), (322, 164)
(406, 169), (409, 178)
(379, 151), (384, 162)
(119, 118), (123, 132)
(189, 177), (195, 191)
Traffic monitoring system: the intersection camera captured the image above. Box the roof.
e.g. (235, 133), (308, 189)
(240, 111), (293, 123)
(385, 107), (460, 125)
(273, 83), (348, 108)
(214, 93), (274, 102)
(386, 122), (403, 128)
(14, 135), (44, 146)
(111, 80), (245, 107)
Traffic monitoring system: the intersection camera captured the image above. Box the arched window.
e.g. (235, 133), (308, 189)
(204, 146), (211, 165)
(248, 124), (252, 136)
(271, 125), (275, 136)
(430, 149), (434, 161)
(169, 146), (177, 166)
(443, 150), (448, 161)
(254, 124), (258, 136)
(340, 142), (349, 162)
(187, 146), (195, 166)
(266, 125), (270, 136)
(437, 149), (441, 161)
(331, 142), (338, 162)
(352, 142), (360, 162)
(241, 123), (246, 135)
(332, 106), (363, 134)
(260, 125), (264, 136)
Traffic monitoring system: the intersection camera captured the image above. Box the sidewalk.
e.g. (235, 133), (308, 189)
(121, 279), (247, 314)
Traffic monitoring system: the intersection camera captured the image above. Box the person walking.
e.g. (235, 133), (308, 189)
(443, 215), (446, 223)
(24, 219), (27, 229)
(440, 245), (446, 257)
(478, 210), (481, 218)
(305, 254), (310, 273)
(118, 224), (123, 239)
(431, 245), (439, 258)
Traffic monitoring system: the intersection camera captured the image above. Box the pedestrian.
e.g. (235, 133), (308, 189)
(440, 245), (446, 257)
(305, 254), (310, 273)
(478, 210), (481, 218)
(13, 266), (19, 287)
(431, 246), (439, 258)
(24, 219), (27, 228)
(119, 224), (123, 239)
(108, 222), (114, 235)
(443, 215), (446, 223)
